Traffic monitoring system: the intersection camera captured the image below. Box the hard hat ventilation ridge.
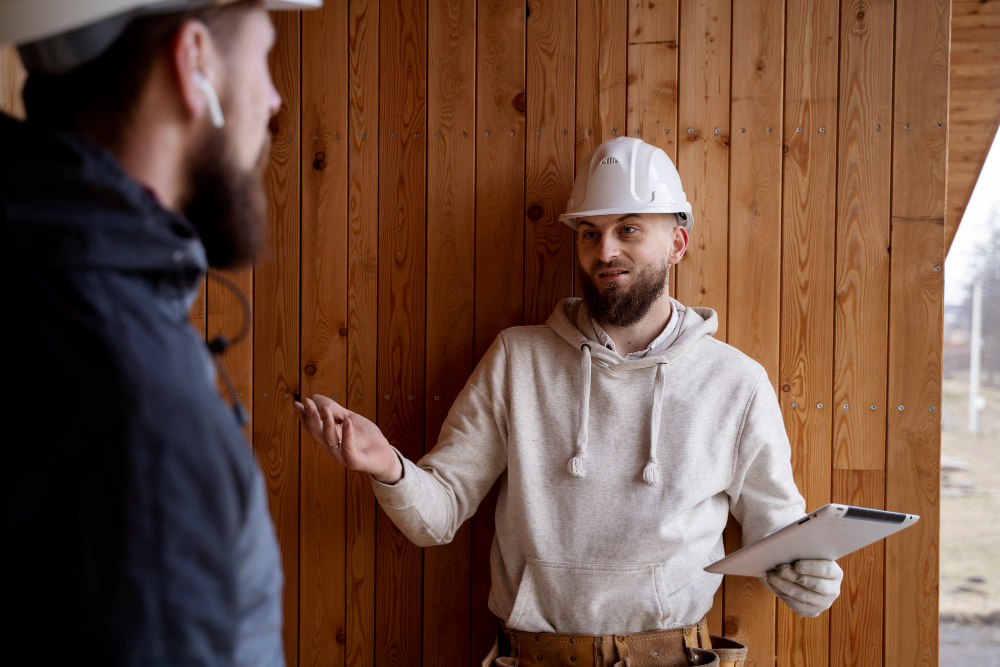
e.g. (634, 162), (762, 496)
(599, 156), (619, 165)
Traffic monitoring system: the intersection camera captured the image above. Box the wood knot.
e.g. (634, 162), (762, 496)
(513, 92), (527, 113)
(782, 384), (791, 392)
(335, 632), (346, 645)
(304, 364), (317, 376)
(339, 328), (348, 337)
(527, 205), (543, 220)
(313, 151), (326, 170)
(268, 117), (280, 134)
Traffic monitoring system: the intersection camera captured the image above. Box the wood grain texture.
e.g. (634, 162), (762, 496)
(0, 46), (25, 118)
(424, 0), (476, 664)
(301, 2), (349, 664)
(946, 0), (1000, 252)
(831, 470), (884, 667)
(376, 0), (427, 664)
(256, 12), (301, 666)
(885, 0), (948, 664)
(833, 0), (893, 471)
(777, 0), (839, 664)
(576, 0), (627, 159)
(724, 2), (784, 663)
(676, 0), (731, 340)
(346, 1), (379, 664)
(524, 0), (576, 325)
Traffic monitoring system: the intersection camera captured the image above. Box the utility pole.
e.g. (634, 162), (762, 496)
(970, 277), (984, 435)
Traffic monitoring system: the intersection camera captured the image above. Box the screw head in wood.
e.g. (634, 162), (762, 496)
(334, 134), (340, 140)
(929, 406), (936, 412)
(358, 395), (363, 400)
(796, 127), (802, 132)
(409, 395), (414, 400)
(587, 129), (592, 135)
(740, 128), (746, 133)
(843, 403), (849, 409)
(687, 128), (694, 134)
(510, 130), (515, 136)
(536, 130), (541, 136)
(715, 128), (720, 134)
(612, 129), (618, 135)
(935, 266), (941, 271)
(486, 131), (491, 137)
(938, 122), (943, 128)
(819, 126), (826, 132)
(876, 124), (882, 131)
(384, 395), (390, 400)
(766, 127), (772, 133)
(664, 129), (669, 134)
(898, 405), (905, 411)
(284, 393), (289, 398)
(434, 396), (440, 401)
(871, 404), (877, 411)
(904, 124), (910, 130)
(635, 129), (641, 134)
(563, 129), (568, 135)
(791, 402), (798, 408)
(332, 394), (338, 399)
(436, 131), (441, 137)
(263, 393), (268, 397)
(362, 133), (367, 139)
(817, 403), (823, 409)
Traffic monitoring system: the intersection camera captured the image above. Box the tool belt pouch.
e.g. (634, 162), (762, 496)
(705, 635), (748, 667)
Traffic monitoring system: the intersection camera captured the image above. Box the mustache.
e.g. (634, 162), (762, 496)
(591, 259), (636, 272)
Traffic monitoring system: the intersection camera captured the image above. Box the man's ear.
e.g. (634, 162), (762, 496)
(171, 20), (223, 124)
(668, 224), (689, 265)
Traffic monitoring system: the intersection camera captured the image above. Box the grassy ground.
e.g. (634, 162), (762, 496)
(940, 376), (1000, 620)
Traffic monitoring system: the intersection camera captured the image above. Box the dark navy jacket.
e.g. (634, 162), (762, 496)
(0, 113), (284, 665)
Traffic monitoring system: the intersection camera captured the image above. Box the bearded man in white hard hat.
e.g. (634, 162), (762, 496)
(295, 137), (844, 666)
(0, 1), (317, 663)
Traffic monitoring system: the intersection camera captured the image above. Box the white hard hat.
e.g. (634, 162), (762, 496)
(560, 137), (694, 234)
(1, 0), (321, 74)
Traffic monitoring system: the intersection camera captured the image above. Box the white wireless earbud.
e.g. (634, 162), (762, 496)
(192, 71), (225, 128)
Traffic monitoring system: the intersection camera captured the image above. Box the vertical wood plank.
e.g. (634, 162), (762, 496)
(0, 45), (25, 119)
(207, 268), (253, 438)
(472, 0), (525, 660)
(777, 0), (839, 663)
(257, 11), (301, 666)
(347, 0), (379, 664)
(676, 0), (730, 339)
(300, 2), (349, 664)
(424, 0), (476, 664)
(576, 0), (627, 159)
(524, 0), (576, 325)
(831, 470), (885, 667)
(724, 2), (784, 664)
(833, 0), (894, 471)
(627, 0), (678, 297)
(885, 0), (949, 664)
(377, 0), (426, 664)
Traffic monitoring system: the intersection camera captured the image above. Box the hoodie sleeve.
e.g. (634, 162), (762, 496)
(370, 333), (510, 547)
(726, 369), (807, 546)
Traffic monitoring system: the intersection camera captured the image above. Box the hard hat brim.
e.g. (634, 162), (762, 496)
(559, 206), (694, 233)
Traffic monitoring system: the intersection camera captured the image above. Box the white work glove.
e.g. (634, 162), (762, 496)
(764, 559), (843, 617)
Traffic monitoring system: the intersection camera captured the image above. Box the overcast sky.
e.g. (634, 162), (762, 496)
(946, 130), (1000, 306)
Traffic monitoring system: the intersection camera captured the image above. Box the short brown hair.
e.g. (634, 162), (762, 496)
(22, 1), (260, 148)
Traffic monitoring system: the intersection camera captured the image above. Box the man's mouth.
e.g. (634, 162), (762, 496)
(598, 269), (629, 279)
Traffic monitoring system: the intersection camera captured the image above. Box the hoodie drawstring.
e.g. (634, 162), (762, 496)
(644, 363), (667, 485)
(567, 346), (668, 486)
(568, 344), (592, 478)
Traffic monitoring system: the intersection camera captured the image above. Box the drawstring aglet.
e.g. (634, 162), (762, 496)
(642, 459), (660, 486)
(568, 455), (586, 478)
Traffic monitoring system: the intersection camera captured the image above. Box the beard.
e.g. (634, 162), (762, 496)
(579, 256), (670, 328)
(181, 127), (270, 269)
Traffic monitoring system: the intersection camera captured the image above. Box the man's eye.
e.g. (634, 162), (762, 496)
(621, 226), (636, 234)
(583, 232), (598, 240)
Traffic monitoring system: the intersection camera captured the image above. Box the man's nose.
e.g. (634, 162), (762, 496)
(596, 237), (620, 263)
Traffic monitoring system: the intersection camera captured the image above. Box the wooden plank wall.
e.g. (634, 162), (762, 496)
(0, 0), (949, 663)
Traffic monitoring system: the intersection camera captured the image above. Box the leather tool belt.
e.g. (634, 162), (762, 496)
(482, 617), (748, 667)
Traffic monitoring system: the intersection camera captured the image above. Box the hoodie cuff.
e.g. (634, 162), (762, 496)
(369, 447), (419, 510)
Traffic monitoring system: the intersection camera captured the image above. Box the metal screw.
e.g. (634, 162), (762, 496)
(563, 129), (568, 136)
(358, 394), (363, 400)
(587, 129), (592, 135)
(843, 403), (850, 409)
(819, 126), (826, 133)
(391, 132), (396, 138)
(237, 392), (242, 397)
(740, 128), (746, 133)
(635, 129), (641, 135)
(796, 127), (803, 132)
(434, 396), (440, 401)
(462, 131), (467, 137)
(263, 393), (269, 397)
(664, 129), (670, 134)
(436, 131), (442, 137)
(510, 130), (515, 136)
(612, 129), (618, 135)
(714, 128), (720, 135)
(687, 128), (694, 134)
(904, 124), (910, 130)
(334, 134), (340, 140)
(312, 135), (319, 141)
(384, 395), (390, 400)
(871, 404), (877, 411)
(414, 132), (419, 138)
(486, 131), (491, 137)
(332, 394), (338, 399)
(929, 406), (936, 413)
(898, 405), (905, 411)
(937, 122), (943, 128)
(767, 127), (773, 133)
(536, 130), (541, 136)
(409, 395), (414, 400)
(284, 393), (289, 398)
(934, 266), (941, 271)
(876, 124), (882, 131)
(288, 135), (294, 141)
(362, 133), (367, 139)
(791, 402), (798, 408)
(817, 402), (824, 409)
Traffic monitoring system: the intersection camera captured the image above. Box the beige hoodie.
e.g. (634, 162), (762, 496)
(372, 297), (805, 635)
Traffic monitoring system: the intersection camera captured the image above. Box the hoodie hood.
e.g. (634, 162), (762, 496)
(0, 113), (206, 289)
(545, 296), (719, 485)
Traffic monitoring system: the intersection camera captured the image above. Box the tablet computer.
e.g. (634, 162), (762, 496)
(704, 504), (920, 577)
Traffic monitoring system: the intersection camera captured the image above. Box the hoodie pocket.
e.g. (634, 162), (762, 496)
(506, 557), (668, 635)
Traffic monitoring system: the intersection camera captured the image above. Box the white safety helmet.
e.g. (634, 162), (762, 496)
(1, 0), (321, 74)
(560, 137), (694, 234)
